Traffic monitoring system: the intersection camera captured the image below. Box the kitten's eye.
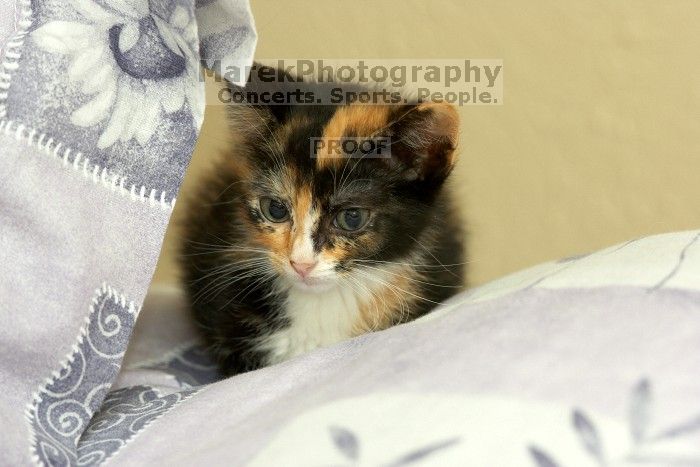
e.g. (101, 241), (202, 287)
(335, 208), (370, 231)
(260, 197), (289, 222)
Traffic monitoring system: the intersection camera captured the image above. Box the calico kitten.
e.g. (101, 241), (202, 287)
(181, 66), (465, 376)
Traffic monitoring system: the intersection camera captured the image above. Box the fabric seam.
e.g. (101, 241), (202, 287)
(0, 0), (32, 116)
(0, 119), (177, 209)
(25, 283), (141, 467)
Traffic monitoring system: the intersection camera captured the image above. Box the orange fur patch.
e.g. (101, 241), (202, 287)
(249, 223), (290, 260)
(352, 265), (420, 334)
(319, 238), (352, 263)
(316, 105), (392, 169)
(249, 184), (317, 266)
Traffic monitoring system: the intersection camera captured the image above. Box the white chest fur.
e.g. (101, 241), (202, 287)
(257, 284), (362, 365)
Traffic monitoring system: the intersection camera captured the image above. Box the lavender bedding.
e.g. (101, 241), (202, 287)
(113, 231), (700, 466)
(0, 0), (255, 464)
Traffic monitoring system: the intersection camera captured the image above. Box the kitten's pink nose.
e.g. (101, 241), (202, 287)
(290, 260), (316, 278)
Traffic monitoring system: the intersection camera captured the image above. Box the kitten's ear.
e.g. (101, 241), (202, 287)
(389, 102), (460, 184)
(223, 80), (278, 142)
(223, 63), (294, 141)
(224, 63), (292, 130)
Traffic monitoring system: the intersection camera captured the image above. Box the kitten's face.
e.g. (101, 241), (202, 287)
(244, 170), (383, 291)
(230, 102), (459, 292)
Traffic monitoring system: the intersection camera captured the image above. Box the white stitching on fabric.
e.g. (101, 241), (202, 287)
(0, 0), (32, 117)
(25, 283), (142, 467)
(0, 119), (177, 210)
(0, 1), (178, 211)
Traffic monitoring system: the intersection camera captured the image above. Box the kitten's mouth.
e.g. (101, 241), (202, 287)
(289, 273), (336, 292)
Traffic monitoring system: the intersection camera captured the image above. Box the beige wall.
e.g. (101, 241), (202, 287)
(153, 0), (700, 288)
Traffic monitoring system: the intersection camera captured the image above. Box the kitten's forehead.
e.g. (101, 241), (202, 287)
(261, 103), (397, 177)
(249, 107), (390, 202)
(314, 105), (393, 170)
